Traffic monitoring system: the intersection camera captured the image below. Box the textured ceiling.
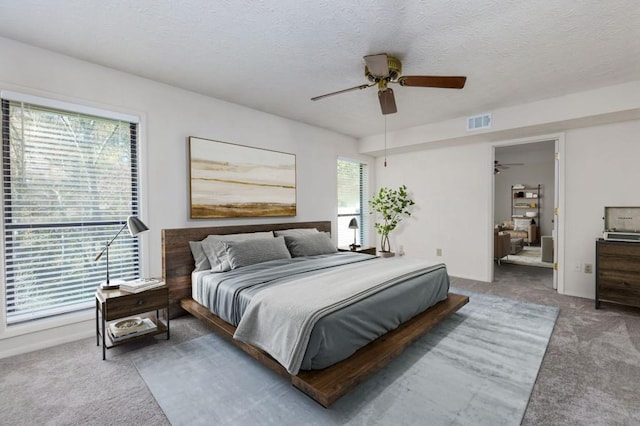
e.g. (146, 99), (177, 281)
(0, 0), (638, 138)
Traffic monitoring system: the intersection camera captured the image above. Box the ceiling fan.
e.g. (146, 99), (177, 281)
(310, 53), (467, 115)
(494, 160), (524, 174)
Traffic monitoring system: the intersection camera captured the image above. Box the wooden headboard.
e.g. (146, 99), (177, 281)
(162, 221), (331, 317)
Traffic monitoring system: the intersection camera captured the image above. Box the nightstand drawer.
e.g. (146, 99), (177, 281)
(104, 287), (168, 320)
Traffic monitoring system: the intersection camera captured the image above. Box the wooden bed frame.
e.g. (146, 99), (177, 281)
(162, 221), (469, 407)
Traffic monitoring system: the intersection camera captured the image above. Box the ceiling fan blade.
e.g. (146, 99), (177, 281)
(310, 83), (374, 101)
(378, 88), (397, 115)
(364, 53), (389, 77)
(398, 75), (467, 89)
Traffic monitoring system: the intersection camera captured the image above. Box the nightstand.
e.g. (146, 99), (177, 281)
(95, 285), (170, 360)
(338, 246), (377, 255)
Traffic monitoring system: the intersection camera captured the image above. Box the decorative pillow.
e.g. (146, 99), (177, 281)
(273, 228), (319, 237)
(284, 232), (337, 257)
(201, 231), (274, 272)
(223, 236), (291, 270)
(513, 218), (530, 231)
(188, 241), (211, 272)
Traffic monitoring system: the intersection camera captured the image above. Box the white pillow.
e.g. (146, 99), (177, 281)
(201, 231), (274, 272)
(513, 218), (530, 231)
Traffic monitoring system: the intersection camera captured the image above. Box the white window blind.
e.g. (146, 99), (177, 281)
(2, 98), (141, 324)
(337, 159), (369, 248)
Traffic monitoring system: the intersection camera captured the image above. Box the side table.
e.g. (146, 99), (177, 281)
(338, 246), (377, 255)
(95, 285), (170, 359)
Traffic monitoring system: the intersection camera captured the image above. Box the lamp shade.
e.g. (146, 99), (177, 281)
(127, 215), (149, 236)
(348, 218), (358, 229)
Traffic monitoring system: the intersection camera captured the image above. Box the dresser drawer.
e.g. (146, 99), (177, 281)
(598, 255), (640, 276)
(598, 268), (640, 285)
(104, 286), (168, 320)
(597, 241), (640, 255)
(598, 281), (640, 308)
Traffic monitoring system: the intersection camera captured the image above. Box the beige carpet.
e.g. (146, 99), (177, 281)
(2, 266), (640, 425)
(501, 246), (553, 268)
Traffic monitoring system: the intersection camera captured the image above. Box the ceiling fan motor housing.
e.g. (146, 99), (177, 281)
(365, 55), (402, 82)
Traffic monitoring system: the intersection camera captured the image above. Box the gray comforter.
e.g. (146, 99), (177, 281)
(196, 252), (449, 373)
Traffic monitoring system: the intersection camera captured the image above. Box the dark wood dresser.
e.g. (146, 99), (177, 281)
(595, 239), (640, 309)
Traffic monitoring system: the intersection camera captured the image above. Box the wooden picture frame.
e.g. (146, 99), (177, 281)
(188, 137), (296, 218)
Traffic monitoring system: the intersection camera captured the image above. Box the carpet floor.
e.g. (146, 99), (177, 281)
(131, 289), (558, 426)
(2, 265), (639, 425)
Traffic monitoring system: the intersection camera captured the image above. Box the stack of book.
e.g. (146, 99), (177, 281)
(119, 278), (165, 293)
(108, 317), (157, 342)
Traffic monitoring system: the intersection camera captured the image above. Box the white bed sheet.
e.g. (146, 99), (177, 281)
(192, 269), (212, 303)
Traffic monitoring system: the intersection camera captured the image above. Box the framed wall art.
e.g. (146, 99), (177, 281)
(188, 137), (296, 218)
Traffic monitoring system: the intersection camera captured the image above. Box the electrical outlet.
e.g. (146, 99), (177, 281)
(436, 248), (442, 256)
(584, 263), (593, 274)
(574, 263), (582, 272)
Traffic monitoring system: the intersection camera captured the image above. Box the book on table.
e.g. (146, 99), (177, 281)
(119, 278), (165, 293)
(108, 317), (157, 342)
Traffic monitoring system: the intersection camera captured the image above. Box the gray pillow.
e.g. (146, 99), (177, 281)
(189, 241), (211, 272)
(201, 231), (274, 272)
(274, 228), (319, 237)
(223, 236), (291, 270)
(284, 232), (337, 257)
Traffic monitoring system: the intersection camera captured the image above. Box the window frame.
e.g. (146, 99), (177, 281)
(337, 157), (370, 248)
(0, 91), (146, 336)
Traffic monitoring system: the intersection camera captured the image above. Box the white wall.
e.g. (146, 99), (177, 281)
(562, 120), (640, 298)
(374, 143), (493, 282)
(364, 78), (639, 297)
(373, 119), (640, 300)
(359, 81), (640, 155)
(0, 37), (370, 358)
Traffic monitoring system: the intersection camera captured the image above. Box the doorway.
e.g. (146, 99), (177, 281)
(492, 137), (562, 292)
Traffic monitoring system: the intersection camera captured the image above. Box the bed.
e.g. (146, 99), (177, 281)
(162, 221), (469, 407)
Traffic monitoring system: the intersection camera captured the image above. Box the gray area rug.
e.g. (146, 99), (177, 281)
(132, 289), (558, 426)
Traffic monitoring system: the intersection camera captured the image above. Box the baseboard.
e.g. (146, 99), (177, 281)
(0, 324), (93, 359)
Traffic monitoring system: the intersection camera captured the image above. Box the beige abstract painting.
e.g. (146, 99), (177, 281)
(189, 137), (296, 218)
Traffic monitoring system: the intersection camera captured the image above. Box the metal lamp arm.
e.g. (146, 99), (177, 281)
(94, 222), (128, 262)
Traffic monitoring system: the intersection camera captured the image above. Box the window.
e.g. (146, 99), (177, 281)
(337, 159), (369, 248)
(2, 93), (141, 325)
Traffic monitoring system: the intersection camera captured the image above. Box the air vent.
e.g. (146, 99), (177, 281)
(466, 113), (492, 131)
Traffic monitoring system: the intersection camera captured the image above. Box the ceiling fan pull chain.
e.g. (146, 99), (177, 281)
(384, 116), (387, 167)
